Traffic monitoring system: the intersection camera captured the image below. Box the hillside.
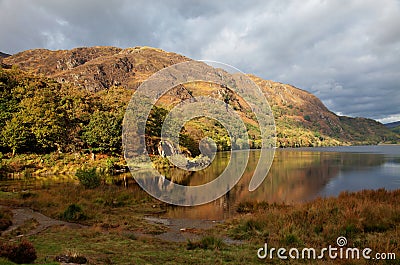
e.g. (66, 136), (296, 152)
(1, 46), (398, 156)
(4, 46), (189, 91)
(392, 126), (400, 135)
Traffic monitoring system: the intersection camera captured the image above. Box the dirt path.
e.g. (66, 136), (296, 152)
(1, 206), (85, 237)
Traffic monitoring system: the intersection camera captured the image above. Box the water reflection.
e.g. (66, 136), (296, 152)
(0, 175), (78, 192)
(165, 146), (400, 219)
(132, 150), (259, 206)
(1, 146), (399, 220)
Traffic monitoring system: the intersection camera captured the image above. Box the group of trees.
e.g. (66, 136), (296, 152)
(0, 67), (253, 157)
(0, 68), (126, 155)
(4, 65), (392, 157)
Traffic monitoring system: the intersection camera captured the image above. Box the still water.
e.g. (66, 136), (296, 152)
(164, 145), (400, 219)
(1, 145), (399, 220)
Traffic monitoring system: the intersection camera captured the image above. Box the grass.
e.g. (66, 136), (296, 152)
(1, 182), (400, 264)
(0, 258), (17, 265)
(222, 189), (400, 256)
(8, 218), (39, 237)
(0, 183), (165, 232)
(0, 258), (58, 265)
(0, 152), (126, 177)
(28, 227), (264, 265)
(187, 236), (226, 250)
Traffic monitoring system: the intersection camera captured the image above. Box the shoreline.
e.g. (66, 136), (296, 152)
(2, 144), (399, 176)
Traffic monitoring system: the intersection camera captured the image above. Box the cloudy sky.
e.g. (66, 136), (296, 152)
(1, 0), (399, 123)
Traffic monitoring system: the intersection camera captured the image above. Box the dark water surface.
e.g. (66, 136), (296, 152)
(1, 145), (399, 220)
(164, 145), (400, 219)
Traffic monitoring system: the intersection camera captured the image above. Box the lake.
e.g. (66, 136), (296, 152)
(1, 145), (399, 220)
(164, 145), (400, 220)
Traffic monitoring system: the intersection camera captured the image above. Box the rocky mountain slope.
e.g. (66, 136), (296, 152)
(2, 46), (398, 151)
(4, 46), (189, 91)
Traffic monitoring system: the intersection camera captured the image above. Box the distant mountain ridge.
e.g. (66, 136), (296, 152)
(2, 46), (399, 148)
(385, 121), (400, 135)
(385, 121), (400, 128)
(0, 51), (11, 68)
(0, 51), (11, 58)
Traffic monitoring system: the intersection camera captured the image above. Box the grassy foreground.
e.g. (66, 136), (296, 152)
(0, 182), (400, 264)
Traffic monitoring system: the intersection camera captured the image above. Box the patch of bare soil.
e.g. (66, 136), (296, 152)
(1, 206), (85, 237)
(143, 216), (242, 244)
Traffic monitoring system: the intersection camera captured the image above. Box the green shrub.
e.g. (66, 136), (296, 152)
(62, 204), (86, 221)
(187, 236), (225, 250)
(230, 218), (266, 240)
(303, 115), (311, 122)
(313, 224), (323, 234)
(282, 233), (301, 246)
(105, 158), (116, 175)
(343, 223), (360, 237)
(75, 167), (101, 189)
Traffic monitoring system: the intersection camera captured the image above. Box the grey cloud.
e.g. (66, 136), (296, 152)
(0, 0), (399, 122)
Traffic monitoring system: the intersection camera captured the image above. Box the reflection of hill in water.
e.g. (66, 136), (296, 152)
(165, 150), (386, 220)
(1, 149), (390, 219)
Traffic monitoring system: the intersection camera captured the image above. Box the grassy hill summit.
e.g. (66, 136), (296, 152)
(0, 46), (398, 159)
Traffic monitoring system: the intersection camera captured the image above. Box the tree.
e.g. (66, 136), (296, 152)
(82, 111), (123, 153)
(145, 106), (168, 137)
(18, 85), (69, 152)
(0, 69), (22, 151)
(1, 115), (34, 155)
